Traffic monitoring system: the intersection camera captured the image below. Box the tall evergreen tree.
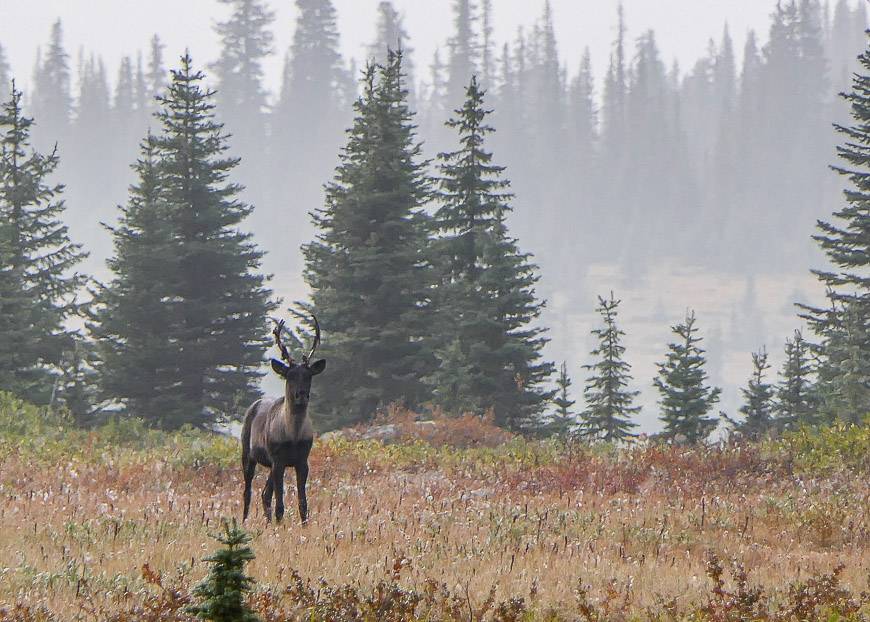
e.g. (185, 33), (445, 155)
(428, 77), (553, 431)
(71, 54), (114, 247)
(479, 0), (495, 89)
(0, 84), (86, 403)
(91, 55), (274, 429)
(133, 53), (149, 130)
(601, 4), (627, 167)
(367, 1), (415, 107)
(90, 136), (179, 423)
(114, 56), (135, 131)
(211, 0), (274, 209)
(271, 0), (351, 271)
(31, 20), (73, 152)
(826, 301), (870, 423)
(654, 311), (721, 443)
(578, 293), (639, 442)
(145, 35), (166, 115)
(114, 55), (143, 171)
(568, 48), (597, 158)
(445, 0), (479, 109)
(800, 33), (870, 424)
(0, 44), (10, 104)
(523, 0), (565, 254)
(725, 347), (775, 440)
(775, 329), (817, 428)
(300, 52), (432, 430)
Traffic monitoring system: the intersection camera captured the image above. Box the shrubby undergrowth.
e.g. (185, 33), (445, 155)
(0, 393), (867, 621)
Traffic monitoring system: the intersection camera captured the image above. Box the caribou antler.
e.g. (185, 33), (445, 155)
(303, 314), (321, 365)
(271, 317), (294, 364)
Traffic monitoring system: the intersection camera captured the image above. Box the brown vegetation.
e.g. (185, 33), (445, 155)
(0, 405), (867, 620)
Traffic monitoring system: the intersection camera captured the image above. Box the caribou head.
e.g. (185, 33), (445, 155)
(270, 315), (326, 413)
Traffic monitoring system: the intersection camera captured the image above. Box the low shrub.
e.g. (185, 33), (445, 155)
(775, 420), (870, 475)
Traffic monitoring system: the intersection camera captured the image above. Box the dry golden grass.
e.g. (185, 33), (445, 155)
(0, 427), (868, 620)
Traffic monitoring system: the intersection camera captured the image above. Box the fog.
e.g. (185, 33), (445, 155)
(1, 0), (866, 431)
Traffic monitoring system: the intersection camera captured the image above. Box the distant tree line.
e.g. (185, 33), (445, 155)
(2, 0), (866, 284)
(0, 0), (867, 439)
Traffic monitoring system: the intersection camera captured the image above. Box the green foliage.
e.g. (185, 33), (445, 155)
(0, 391), (237, 469)
(428, 76), (553, 432)
(654, 310), (721, 443)
(90, 54), (275, 430)
(775, 329), (818, 429)
(800, 32), (870, 425)
(816, 301), (870, 425)
(0, 84), (86, 405)
(188, 519), (260, 622)
(579, 293), (639, 442)
(54, 331), (102, 426)
(300, 51), (433, 430)
(726, 347), (775, 440)
(775, 419), (870, 475)
(548, 362), (577, 436)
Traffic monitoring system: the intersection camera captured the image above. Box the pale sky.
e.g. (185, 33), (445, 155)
(1, 0), (790, 100)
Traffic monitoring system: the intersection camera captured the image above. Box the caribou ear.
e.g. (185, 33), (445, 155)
(271, 358), (289, 377)
(309, 359), (326, 375)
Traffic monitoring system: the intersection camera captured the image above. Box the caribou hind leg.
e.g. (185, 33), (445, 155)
(242, 459), (256, 521)
(261, 476), (274, 522)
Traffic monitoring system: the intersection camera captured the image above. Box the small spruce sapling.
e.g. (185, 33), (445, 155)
(188, 518), (260, 622)
(549, 361), (577, 436)
(654, 310), (721, 443)
(579, 293), (640, 442)
(724, 347), (775, 440)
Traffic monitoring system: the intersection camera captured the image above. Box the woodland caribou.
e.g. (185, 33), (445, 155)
(241, 316), (326, 523)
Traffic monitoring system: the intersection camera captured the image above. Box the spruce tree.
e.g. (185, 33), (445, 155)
(92, 55), (274, 429)
(367, 1), (415, 106)
(445, 0), (479, 108)
(0, 84), (86, 403)
(725, 347), (775, 440)
(428, 76), (553, 432)
(578, 293), (639, 442)
(479, 0), (495, 89)
(814, 300), (870, 424)
(145, 35), (166, 114)
(0, 44), (10, 103)
(301, 52), (432, 429)
(775, 329), (817, 429)
(654, 311), (721, 443)
(188, 519), (259, 622)
(31, 20), (72, 152)
(211, 0), (274, 208)
(270, 0), (351, 271)
(90, 136), (179, 423)
(55, 331), (102, 426)
(548, 362), (576, 436)
(800, 33), (870, 424)
(71, 54), (114, 248)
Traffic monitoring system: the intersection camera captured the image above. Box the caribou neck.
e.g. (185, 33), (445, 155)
(282, 382), (308, 428)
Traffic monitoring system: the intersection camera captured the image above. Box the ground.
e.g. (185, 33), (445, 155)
(0, 401), (867, 621)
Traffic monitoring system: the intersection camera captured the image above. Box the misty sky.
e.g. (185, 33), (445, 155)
(3, 0), (777, 97)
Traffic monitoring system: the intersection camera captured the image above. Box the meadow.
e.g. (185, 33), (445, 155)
(0, 394), (868, 621)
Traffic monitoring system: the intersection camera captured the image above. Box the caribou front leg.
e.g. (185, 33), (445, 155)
(295, 463), (309, 524)
(272, 463), (286, 523)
